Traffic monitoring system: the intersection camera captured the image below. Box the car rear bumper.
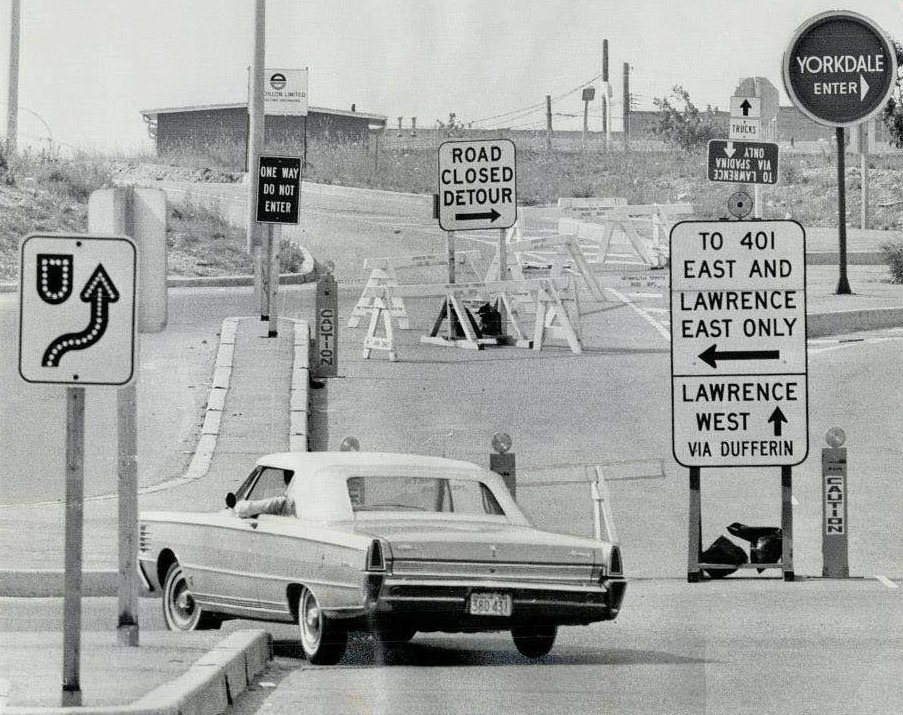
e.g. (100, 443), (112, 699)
(365, 575), (626, 630)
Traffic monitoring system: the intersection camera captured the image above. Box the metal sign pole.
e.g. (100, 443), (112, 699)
(446, 230), (456, 338)
(687, 467), (701, 582)
(268, 224), (280, 337)
(117, 382), (139, 646)
(836, 127), (851, 294)
(781, 465), (795, 581)
(61, 386), (85, 706)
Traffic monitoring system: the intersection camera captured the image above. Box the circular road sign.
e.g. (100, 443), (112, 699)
(783, 11), (897, 127)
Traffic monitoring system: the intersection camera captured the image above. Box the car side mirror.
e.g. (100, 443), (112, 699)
(225, 492), (237, 509)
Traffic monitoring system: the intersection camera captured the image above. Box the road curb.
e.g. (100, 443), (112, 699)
(3, 630), (272, 715)
(807, 306), (903, 337)
(0, 570), (119, 598)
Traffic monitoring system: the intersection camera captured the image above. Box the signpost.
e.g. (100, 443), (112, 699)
(783, 10), (897, 294)
(18, 233), (137, 706)
(435, 139), (517, 345)
(255, 155), (302, 337)
(707, 140), (779, 185)
(670, 220), (807, 582)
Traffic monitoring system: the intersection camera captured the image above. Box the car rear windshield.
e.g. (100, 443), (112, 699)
(347, 475), (505, 516)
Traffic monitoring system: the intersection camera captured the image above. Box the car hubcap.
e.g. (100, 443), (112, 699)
(301, 592), (321, 647)
(169, 574), (196, 628)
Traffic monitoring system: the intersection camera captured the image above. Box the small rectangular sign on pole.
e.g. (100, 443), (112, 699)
(264, 67), (309, 116)
(707, 140), (779, 185)
(822, 446), (849, 577)
(256, 155), (302, 225)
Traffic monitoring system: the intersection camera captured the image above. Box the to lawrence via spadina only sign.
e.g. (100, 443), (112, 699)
(19, 233), (137, 386)
(438, 139), (516, 231)
(783, 10), (897, 127)
(670, 221), (808, 468)
(256, 155), (301, 224)
(707, 140), (779, 185)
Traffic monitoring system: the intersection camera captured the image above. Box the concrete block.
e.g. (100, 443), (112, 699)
(290, 391), (308, 412)
(200, 410), (222, 436)
(211, 367), (231, 389)
(214, 343), (234, 368)
(291, 367), (309, 391)
(206, 387), (227, 411)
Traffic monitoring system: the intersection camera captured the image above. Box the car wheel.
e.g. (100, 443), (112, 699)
(511, 625), (557, 658)
(162, 562), (220, 631)
(297, 587), (347, 665)
(376, 624), (416, 644)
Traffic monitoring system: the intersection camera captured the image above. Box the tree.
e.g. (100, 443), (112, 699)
(650, 86), (721, 151)
(880, 41), (903, 148)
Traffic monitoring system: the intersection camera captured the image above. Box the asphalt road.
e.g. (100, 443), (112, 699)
(3, 184), (903, 713)
(3, 577), (900, 714)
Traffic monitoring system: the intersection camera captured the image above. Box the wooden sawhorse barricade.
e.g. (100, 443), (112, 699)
(485, 226), (607, 304)
(347, 250), (484, 329)
(557, 200), (695, 268)
(360, 277), (582, 362)
(687, 466), (795, 582)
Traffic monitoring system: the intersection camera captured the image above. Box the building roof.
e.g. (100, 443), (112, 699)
(140, 102), (386, 123)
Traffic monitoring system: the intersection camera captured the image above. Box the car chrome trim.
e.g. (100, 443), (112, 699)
(381, 595), (465, 603)
(384, 577), (606, 593)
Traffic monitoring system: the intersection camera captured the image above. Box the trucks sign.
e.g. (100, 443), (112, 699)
(438, 139), (517, 231)
(783, 11), (897, 127)
(670, 221), (808, 467)
(707, 140), (779, 185)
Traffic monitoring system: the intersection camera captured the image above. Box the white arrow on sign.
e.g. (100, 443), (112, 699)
(860, 74), (870, 101)
(724, 142), (736, 158)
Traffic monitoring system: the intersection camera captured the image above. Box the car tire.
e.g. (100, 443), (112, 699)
(511, 625), (557, 658)
(297, 587), (347, 665)
(162, 562), (221, 631)
(375, 624), (416, 644)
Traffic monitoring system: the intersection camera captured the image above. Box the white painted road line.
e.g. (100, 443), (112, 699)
(606, 286), (670, 341)
(874, 575), (898, 589)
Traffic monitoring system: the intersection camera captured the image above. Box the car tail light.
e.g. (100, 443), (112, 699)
(609, 545), (623, 576)
(367, 539), (386, 571)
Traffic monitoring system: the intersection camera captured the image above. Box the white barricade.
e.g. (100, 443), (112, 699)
(347, 250), (484, 329)
(360, 277), (583, 361)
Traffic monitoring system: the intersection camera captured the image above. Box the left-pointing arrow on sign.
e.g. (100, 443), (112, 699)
(698, 343), (780, 369)
(42, 264), (119, 367)
(455, 208), (501, 222)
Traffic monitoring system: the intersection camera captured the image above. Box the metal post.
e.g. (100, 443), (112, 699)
(62, 387), (85, 706)
(623, 62), (630, 150)
(267, 224), (280, 337)
(497, 227), (507, 334)
(582, 99), (589, 149)
(836, 126), (851, 294)
(601, 95), (608, 150)
(489, 452), (516, 498)
(602, 39), (610, 147)
(312, 273), (338, 379)
(545, 95), (552, 151)
(687, 467), (701, 582)
(781, 465), (795, 581)
(6, 0), (20, 155)
(247, 0), (266, 311)
(860, 122), (869, 230)
(754, 184), (761, 219)
(822, 445), (850, 578)
(446, 231), (456, 338)
(117, 384), (139, 646)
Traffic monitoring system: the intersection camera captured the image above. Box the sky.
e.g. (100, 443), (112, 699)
(1, 0), (902, 153)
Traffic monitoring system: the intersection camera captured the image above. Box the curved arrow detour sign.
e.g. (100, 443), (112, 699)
(19, 234), (137, 386)
(669, 220), (809, 468)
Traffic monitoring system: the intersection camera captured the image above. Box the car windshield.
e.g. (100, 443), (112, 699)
(347, 475), (505, 516)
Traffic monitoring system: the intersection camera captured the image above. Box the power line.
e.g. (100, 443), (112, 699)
(472, 71), (603, 128)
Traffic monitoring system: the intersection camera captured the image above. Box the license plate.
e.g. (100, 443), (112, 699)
(469, 592), (512, 617)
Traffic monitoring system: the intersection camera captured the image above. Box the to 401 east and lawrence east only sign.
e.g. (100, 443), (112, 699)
(670, 221), (808, 468)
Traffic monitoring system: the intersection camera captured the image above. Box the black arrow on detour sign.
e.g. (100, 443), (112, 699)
(740, 99), (752, 116)
(768, 406), (788, 436)
(456, 208), (501, 223)
(698, 343), (780, 369)
(42, 264), (119, 367)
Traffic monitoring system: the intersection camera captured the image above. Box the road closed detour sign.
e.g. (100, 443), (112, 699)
(438, 139), (516, 231)
(670, 221), (808, 468)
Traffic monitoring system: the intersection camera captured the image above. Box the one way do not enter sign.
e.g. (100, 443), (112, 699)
(670, 220), (808, 467)
(438, 139), (516, 231)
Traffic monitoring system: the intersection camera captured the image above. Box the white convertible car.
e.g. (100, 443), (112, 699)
(139, 452), (626, 664)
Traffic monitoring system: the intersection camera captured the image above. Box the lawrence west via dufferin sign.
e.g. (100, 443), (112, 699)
(783, 10), (897, 126)
(256, 155), (302, 224)
(438, 139), (516, 231)
(707, 140), (779, 185)
(670, 221), (808, 467)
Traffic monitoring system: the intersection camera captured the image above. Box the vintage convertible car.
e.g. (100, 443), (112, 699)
(139, 452), (626, 664)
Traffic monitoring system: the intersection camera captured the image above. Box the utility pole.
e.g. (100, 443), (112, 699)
(247, 0), (266, 307)
(623, 62), (630, 149)
(6, 0), (21, 155)
(602, 39), (610, 147)
(545, 94), (552, 151)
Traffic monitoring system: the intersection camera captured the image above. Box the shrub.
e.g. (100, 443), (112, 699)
(881, 239), (903, 283)
(650, 86), (721, 151)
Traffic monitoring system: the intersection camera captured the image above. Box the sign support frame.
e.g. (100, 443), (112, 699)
(61, 386), (85, 706)
(687, 465), (795, 582)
